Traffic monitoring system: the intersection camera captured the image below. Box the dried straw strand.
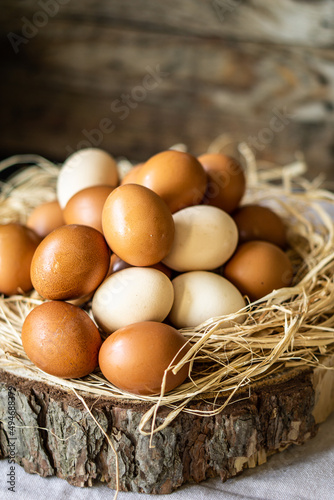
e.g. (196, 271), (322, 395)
(0, 150), (334, 435)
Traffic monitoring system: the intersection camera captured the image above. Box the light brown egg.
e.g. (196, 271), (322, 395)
(102, 184), (175, 266)
(98, 321), (190, 395)
(27, 200), (64, 238)
(198, 153), (246, 213)
(108, 253), (172, 278)
(21, 301), (102, 378)
(63, 185), (115, 233)
(31, 224), (110, 300)
(232, 204), (287, 248)
(224, 241), (293, 301)
(120, 163), (143, 185)
(0, 223), (41, 295)
(136, 150), (207, 213)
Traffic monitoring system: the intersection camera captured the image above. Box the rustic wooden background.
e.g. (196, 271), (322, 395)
(1, 1), (334, 183)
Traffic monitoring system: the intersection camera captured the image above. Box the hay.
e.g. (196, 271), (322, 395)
(1, 146), (334, 436)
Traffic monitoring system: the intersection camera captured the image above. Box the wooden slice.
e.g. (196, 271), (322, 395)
(1, 354), (333, 494)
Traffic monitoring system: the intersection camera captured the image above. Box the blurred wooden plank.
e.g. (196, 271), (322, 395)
(2, 0), (334, 48)
(1, 81), (333, 186)
(1, 23), (334, 123)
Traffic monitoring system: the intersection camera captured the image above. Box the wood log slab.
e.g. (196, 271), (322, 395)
(1, 355), (334, 494)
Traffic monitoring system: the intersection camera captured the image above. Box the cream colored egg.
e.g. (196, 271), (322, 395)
(57, 148), (118, 208)
(163, 205), (238, 272)
(92, 267), (174, 333)
(169, 271), (246, 328)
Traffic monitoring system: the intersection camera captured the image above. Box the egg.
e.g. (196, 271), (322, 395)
(27, 200), (64, 238)
(98, 321), (190, 395)
(136, 150), (207, 213)
(198, 153), (246, 213)
(57, 148), (118, 209)
(162, 205), (238, 272)
(232, 204), (287, 248)
(92, 267), (174, 333)
(224, 241), (294, 301)
(102, 184), (175, 266)
(169, 271), (246, 328)
(21, 301), (102, 378)
(108, 253), (172, 278)
(0, 223), (41, 296)
(63, 185), (115, 233)
(31, 224), (110, 300)
(120, 163), (143, 185)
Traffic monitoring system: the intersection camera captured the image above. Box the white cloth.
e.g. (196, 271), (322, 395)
(1, 411), (333, 500)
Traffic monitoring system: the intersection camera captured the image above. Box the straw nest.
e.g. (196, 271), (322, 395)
(1, 144), (334, 436)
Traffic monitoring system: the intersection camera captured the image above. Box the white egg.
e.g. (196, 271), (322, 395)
(169, 271), (246, 328)
(162, 205), (238, 272)
(57, 148), (118, 208)
(92, 267), (174, 333)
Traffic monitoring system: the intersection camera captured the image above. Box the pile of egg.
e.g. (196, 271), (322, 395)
(0, 148), (294, 396)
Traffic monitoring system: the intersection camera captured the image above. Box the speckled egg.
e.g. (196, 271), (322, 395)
(31, 224), (110, 300)
(21, 301), (102, 378)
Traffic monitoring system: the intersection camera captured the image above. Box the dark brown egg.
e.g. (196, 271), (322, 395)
(136, 150), (207, 213)
(198, 153), (246, 213)
(224, 241), (293, 301)
(102, 184), (175, 267)
(63, 185), (115, 233)
(108, 253), (172, 278)
(31, 224), (110, 300)
(21, 301), (102, 378)
(27, 200), (64, 238)
(98, 321), (190, 395)
(232, 204), (287, 248)
(0, 223), (41, 295)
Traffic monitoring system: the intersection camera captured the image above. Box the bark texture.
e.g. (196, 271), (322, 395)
(1, 359), (333, 494)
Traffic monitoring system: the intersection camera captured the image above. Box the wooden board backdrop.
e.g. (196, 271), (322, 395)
(1, 1), (334, 183)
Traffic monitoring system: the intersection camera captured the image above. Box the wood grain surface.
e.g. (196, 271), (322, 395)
(1, 1), (334, 182)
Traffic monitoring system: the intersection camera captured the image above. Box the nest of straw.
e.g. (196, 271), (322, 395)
(1, 146), (334, 434)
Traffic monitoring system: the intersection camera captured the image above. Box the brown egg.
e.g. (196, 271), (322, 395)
(198, 153), (246, 213)
(27, 200), (64, 238)
(120, 163), (143, 185)
(224, 241), (293, 301)
(232, 204), (287, 248)
(0, 223), (41, 295)
(98, 321), (190, 395)
(63, 185), (115, 233)
(21, 301), (102, 378)
(31, 224), (110, 300)
(108, 253), (172, 278)
(136, 150), (207, 213)
(102, 184), (175, 266)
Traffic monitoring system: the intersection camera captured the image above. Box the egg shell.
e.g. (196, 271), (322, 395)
(108, 253), (172, 278)
(21, 301), (102, 378)
(27, 200), (64, 238)
(31, 224), (110, 300)
(169, 271), (246, 328)
(102, 183), (175, 267)
(63, 185), (115, 233)
(0, 223), (41, 296)
(98, 321), (190, 395)
(198, 153), (246, 213)
(137, 150), (207, 213)
(224, 240), (294, 301)
(57, 148), (118, 208)
(162, 205), (238, 272)
(120, 163), (143, 185)
(232, 204), (287, 248)
(92, 267), (174, 333)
